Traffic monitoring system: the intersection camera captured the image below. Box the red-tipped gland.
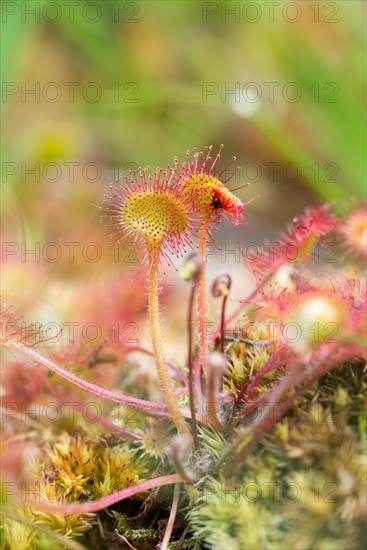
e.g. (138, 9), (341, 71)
(0, 304), (58, 349)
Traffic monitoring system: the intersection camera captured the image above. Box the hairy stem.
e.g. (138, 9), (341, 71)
(36, 474), (184, 515)
(12, 344), (170, 416)
(148, 255), (191, 437)
(188, 283), (199, 450)
(219, 290), (229, 354)
(197, 223), (209, 381)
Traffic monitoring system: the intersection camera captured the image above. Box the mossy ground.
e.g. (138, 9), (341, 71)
(1, 345), (365, 550)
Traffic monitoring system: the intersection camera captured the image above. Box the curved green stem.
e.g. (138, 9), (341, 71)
(148, 253), (191, 437)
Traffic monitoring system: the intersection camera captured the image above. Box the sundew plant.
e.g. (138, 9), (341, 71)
(1, 146), (366, 549)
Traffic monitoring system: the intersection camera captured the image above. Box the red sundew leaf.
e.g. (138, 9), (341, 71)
(247, 204), (336, 276)
(176, 144), (256, 229)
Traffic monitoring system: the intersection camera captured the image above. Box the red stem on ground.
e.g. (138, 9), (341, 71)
(12, 344), (195, 420)
(35, 474), (184, 515)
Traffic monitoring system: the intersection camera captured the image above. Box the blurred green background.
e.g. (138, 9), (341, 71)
(1, 0), (366, 304)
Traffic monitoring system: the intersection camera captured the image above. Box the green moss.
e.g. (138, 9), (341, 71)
(188, 363), (367, 550)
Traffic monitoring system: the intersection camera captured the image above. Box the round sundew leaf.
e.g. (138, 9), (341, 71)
(123, 190), (190, 247)
(102, 165), (197, 267)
